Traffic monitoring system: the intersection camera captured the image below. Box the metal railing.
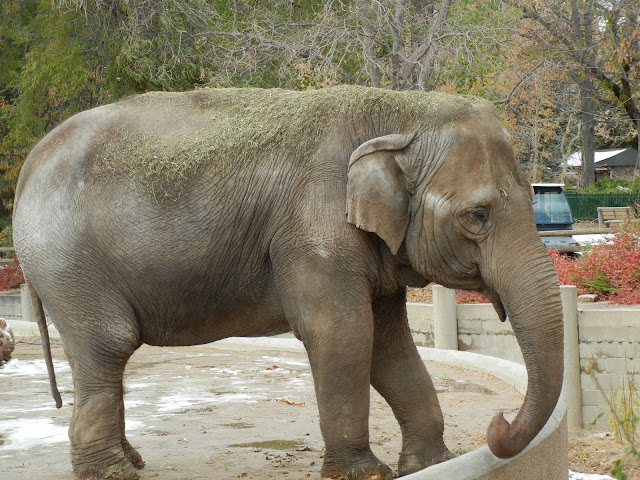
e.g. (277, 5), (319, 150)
(565, 192), (640, 221)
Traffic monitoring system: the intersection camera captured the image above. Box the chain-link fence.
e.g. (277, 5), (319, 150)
(565, 192), (640, 221)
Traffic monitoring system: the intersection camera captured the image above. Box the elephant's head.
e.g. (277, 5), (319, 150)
(346, 101), (563, 459)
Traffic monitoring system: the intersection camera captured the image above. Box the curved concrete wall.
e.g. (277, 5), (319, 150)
(407, 347), (568, 480)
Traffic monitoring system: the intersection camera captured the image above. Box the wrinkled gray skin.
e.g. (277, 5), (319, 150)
(13, 86), (563, 480)
(0, 318), (15, 362)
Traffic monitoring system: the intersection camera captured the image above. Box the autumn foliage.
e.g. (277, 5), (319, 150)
(0, 258), (25, 291)
(457, 221), (640, 305)
(456, 290), (490, 304)
(550, 221), (640, 305)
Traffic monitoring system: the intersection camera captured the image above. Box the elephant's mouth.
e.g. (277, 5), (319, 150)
(483, 289), (507, 322)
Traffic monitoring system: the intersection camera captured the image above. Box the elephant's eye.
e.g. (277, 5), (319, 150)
(468, 207), (489, 224)
(473, 210), (488, 222)
(461, 207), (490, 235)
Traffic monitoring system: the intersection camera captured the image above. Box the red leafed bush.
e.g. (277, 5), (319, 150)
(0, 259), (25, 291)
(550, 221), (640, 305)
(456, 290), (490, 304)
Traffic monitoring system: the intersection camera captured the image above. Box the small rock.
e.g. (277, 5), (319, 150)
(577, 294), (599, 303)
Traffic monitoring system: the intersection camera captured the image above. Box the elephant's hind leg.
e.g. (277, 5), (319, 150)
(371, 292), (452, 476)
(62, 310), (142, 480)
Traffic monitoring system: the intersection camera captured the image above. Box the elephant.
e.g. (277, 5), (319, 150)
(0, 318), (15, 362)
(13, 85), (563, 480)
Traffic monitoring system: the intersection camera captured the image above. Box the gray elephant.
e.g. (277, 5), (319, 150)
(13, 86), (563, 480)
(0, 318), (15, 362)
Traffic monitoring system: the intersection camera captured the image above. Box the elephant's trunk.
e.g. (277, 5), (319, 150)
(484, 242), (564, 459)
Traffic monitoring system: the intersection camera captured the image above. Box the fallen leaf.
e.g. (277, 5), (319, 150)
(278, 397), (305, 407)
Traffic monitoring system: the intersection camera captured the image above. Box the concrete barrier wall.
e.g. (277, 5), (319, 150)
(406, 348), (568, 480)
(0, 291), (22, 320)
(578, 311), (640, 430)
(457, 304), (524, 365)
(408, 302), (524, 363)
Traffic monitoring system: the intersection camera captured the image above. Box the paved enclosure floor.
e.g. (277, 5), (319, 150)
(0, 341), (523, 479)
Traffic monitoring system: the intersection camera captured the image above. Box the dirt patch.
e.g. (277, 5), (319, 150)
(569, 429), (639, 479)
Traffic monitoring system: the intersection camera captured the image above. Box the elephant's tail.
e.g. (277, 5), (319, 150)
(27, 280), (62, 408)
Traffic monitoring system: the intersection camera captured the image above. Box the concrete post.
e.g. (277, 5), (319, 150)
(561, 285), (582, 429)
(433, 285), (458, 350)
(20, 283), (35, 323)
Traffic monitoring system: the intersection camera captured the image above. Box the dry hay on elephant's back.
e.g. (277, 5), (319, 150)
(94, 86), (484, 200)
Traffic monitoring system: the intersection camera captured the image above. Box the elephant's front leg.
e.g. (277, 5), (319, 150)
(371, 291), (452, 476)
(303, 309), (392, 480)
(275, 265), (392, 479)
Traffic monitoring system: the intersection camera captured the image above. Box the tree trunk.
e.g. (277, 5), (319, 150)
(579, 77), (595, 188)
(559, 110), (577, 184)
(531, 97), (540, 182)
(355, 0), (382, 88)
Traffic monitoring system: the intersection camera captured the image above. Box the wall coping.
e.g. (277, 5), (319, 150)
(405, 346), (567, 479)
(408, 300), (640, 313)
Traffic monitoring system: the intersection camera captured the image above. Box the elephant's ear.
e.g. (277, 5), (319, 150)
(346, 134), (414, 255)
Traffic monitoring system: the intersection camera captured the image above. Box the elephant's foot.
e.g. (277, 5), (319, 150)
(122, 439), (145, 469)
(73, 451), (140, 480)
(75, 461), (139, 480)
(321, 451), (393, 480)
(397, 445), (454, 476)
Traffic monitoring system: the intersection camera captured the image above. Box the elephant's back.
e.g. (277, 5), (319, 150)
(15, 85), (484, 205)
(12, 89), (330, 285)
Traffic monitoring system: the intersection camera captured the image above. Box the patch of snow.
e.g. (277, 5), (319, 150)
(573, 234), (614, 247)
(0, 418), (67, 452)
(0, 358), (70, 376)
(289, 378), (309, 386)
(1, 404), (60, 414)
(211, 393), (258, 404)
(0, 417), (145, 455)
(568, 470), (614, 480)
(260, 356), (309, 367)
(126, 382), (155, 389)
(230, 379), (256, 386)
(210, 367), (241, 376)
(184, 353), (229, 358)
(124, 397), (151, 409)
(154, 387), (260, 414)
(125, 420), (145, 431)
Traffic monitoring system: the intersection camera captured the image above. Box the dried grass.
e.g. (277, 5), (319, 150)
(94, 86), (485, 199)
